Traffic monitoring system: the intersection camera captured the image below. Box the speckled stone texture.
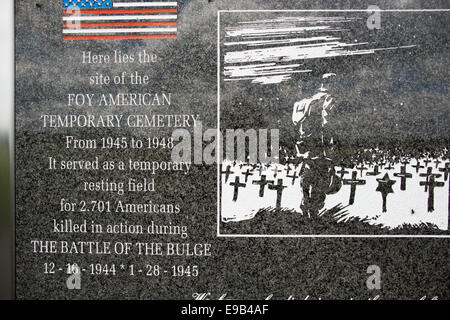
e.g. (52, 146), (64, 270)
(15, 0), (448, 299)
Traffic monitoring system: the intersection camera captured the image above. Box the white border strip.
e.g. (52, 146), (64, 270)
(217, 11), (221, 237)
(218, 234), (450, 238)
(216, 9), (450, 239)
(219, 9), (450, 13)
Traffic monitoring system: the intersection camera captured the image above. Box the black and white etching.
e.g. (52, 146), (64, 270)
(218, 11), (449, 236)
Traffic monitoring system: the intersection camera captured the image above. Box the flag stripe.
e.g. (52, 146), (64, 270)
(113, 2), (177, 7)
(62, 1), (178, 40)
(63, 8), (177, 14)
(63, 21), (177, 27)
(63, 15), (177, 21)
(63, 34), (177, 40)
(63, 27), (177, 34)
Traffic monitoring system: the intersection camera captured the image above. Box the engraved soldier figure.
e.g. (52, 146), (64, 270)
(292, 73), (338, 157)
(292, 73), (342, 217)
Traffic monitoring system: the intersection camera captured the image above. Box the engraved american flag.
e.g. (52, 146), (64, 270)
(62, 0), (177, 40)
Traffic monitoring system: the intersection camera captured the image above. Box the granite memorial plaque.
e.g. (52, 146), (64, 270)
(15, 0), (449, 301)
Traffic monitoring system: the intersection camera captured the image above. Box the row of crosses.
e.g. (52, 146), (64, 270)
(221, 162), (302, 209)
(338, 159), (448, 176)
(221, 163), (301, 184)
(229, 175), (286, 209)
(342, 161), (449, 212)
(230, 174), (286, 209)
(222, 161), (449, 213)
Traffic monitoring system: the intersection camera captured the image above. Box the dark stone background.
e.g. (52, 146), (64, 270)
(15, 0), (449, 299)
